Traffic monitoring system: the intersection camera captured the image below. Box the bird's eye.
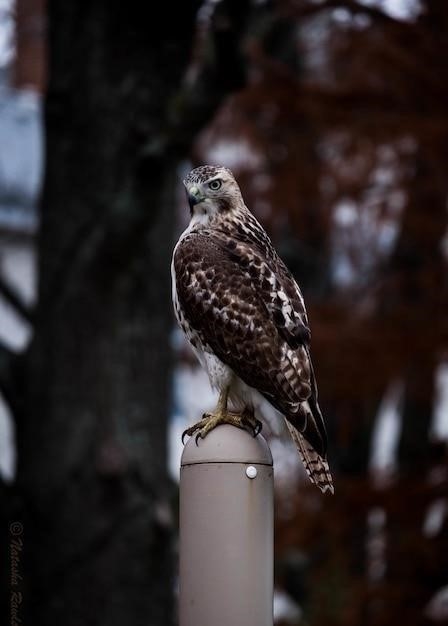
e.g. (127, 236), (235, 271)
(208, 179), (222, 191)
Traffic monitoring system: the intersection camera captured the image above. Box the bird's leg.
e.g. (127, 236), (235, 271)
(181, 388), (262, 444)
(182, 386), (232, 443)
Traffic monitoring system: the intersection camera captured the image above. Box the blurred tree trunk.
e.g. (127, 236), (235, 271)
(15, 2), (203, 625)
(385, 147), (447, 471)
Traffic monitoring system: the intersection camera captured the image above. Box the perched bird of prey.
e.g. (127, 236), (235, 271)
(171, 165), (334, 494)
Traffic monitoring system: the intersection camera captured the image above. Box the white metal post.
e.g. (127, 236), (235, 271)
(179, 423), (274, 626)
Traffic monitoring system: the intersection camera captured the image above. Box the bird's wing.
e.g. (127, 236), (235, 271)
(217, 226), (311, 348)
(173, 230), (326, 455)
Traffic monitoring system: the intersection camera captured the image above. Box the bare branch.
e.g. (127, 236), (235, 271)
(0, 339), (23, 422)
(0, 274), (34, 325)
(167, 0), (252, 154)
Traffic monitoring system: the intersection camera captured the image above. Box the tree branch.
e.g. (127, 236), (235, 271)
(0, 339), (23, 422)
(0, 274), (34, 325)
(166, 0), (252, 155)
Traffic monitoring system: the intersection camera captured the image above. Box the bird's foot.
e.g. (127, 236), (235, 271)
(240, 411), (263, 438)
(181, 410), (262, 445)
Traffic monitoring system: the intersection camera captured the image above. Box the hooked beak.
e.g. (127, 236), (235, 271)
(186, 184), (205, 213)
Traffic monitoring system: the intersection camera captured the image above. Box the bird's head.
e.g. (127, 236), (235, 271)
(183, 165), (243, 223)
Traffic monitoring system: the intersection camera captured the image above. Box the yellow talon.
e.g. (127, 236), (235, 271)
(181, 387), (263, 443)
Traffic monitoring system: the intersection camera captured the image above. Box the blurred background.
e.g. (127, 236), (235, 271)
(0, 1), (447, 625)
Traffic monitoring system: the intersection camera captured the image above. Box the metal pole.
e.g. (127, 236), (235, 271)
(179, 423), (274, 626)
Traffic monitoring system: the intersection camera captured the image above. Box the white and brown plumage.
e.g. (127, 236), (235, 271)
(171, 165), (334, 494)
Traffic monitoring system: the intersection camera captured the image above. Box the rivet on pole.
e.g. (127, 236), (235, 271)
(246, 465), (258, 479)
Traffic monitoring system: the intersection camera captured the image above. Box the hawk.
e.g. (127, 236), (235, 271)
(171, 165), (334, 494)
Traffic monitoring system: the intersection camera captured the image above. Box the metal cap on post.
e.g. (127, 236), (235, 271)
(179, 424), (274, 626)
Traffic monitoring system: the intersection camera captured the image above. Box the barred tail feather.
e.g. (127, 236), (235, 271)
(285, 420), (334, 494)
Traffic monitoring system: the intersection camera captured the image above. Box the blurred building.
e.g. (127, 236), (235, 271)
(0, 0), (44, 479)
